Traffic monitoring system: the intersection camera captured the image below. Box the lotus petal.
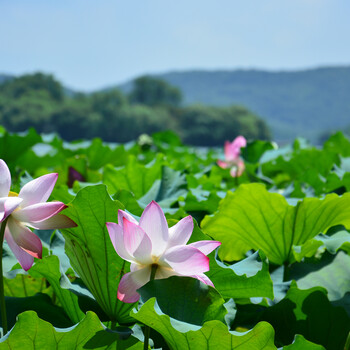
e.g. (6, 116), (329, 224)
(123, 218), (153, 265)
(106, 222), (134, 262)
(13, 202), (66, 223)
(118, 209), (139, 228)
(188, 240), (221, 255)
(167, 215), (193, 248)
(139, 201), (168, 256)
(5, 229), (34, 271)
(28, 214), (76, 230)
(18, 173), (58, 207)
(232, 135), (247, 149)
(117, 267), (151, 303)
(217, 160), (229, 169)
(0, 197), (23, 222)
(163, 245), (209, 275)
(192, 273), (215, 287)
(7, 218), (42, 259)
(0, 160), (11, 197)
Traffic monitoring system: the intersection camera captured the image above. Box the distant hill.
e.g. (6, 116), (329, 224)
(118, 67), (350, 143)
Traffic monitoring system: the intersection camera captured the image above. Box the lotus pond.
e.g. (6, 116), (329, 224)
(0, 127), (349, 350)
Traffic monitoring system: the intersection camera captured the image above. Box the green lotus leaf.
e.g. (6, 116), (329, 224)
(103, 154), (163, 198)
(282, 335), (325, 349)
(206, 251), (274, 300)
(138, 276), (227, 326)
(291, 251), (350, 307)
(4, 274), (46, 298)
(0, 128), (41, 170)
(201, 184), (350, 264)
(233, 282), (350, 350)
(29, 255), (85, 324)
(61, 185), (135, 323)
(2, 294), (72, 330)
(0, 311), (142, 350)
(132, 298), (277, 349)
(138, 166), (187, 214)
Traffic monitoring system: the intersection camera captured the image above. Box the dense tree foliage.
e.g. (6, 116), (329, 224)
(0, 73), (270, 145)
(176, 105), (271, 146)
(129, 75), (182, 107)
(0, 73), (64, 101)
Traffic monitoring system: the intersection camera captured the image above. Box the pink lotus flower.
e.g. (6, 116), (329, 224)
(106, 201), (221, 303)
(0, 159), (76, 271)
(217, 135), (247, 177)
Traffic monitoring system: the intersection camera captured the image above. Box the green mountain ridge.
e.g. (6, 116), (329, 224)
(118, 66), (350, 143)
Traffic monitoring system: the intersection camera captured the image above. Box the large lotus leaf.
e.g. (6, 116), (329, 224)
(29, 255), (85, 324)
(63, 280), (110, 322)
(60, 185), (136, 323)
(138, 166), (187, 209)
(291, 252), (350, 307)
(12, 144), (61, 175)
(206, 251), (274, 300)
(260, 147), (341, 196)
(152, 130), (183, 147)
(201, 184), (350, 264)
(258, 143), (293, 165)
(291, 240), (324, 263)
(242, 140), (276, 164)
(323, 131), (350, 157)
(2, 294), (72, 329)
(0, 311), (142, 350)
(262, 147), (338, 180)
(316, 228), (350, 255)
(132, 298), (277, 350)
(85, 138), (128, 170)
(103, 154), (163, 198)
(3, 268), (69, 328)
(4, 274), (45, 298)
(151, 138), (216, 174)
(113, 189), (143, 216)
(282, 335), (325, 349)
(293, 227), (350, 262)
(138, 276), (227, 326)
(322, 172), (349, 197)
(234, 282), (350, 350)
(0, 128), (41, 169)
(40, 236), (108, 322)
(183, 187), (221, 219)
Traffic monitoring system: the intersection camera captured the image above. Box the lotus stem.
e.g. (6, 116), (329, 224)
(0, 217), (9, 336)
(143, 264), (158, 350)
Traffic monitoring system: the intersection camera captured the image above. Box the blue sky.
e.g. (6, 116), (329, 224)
(1, 0), (350, 91)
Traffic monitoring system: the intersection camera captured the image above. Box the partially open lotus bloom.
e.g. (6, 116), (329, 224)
(106, 201), (221, 303)
(0, 159), (76, 271)
(217, 135), (247, 177)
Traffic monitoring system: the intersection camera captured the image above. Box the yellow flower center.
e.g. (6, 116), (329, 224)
(151, 255), (160, 264)
(8, 191), (19, 197)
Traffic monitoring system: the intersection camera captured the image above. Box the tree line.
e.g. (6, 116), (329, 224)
(0, 73), (271, 145)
